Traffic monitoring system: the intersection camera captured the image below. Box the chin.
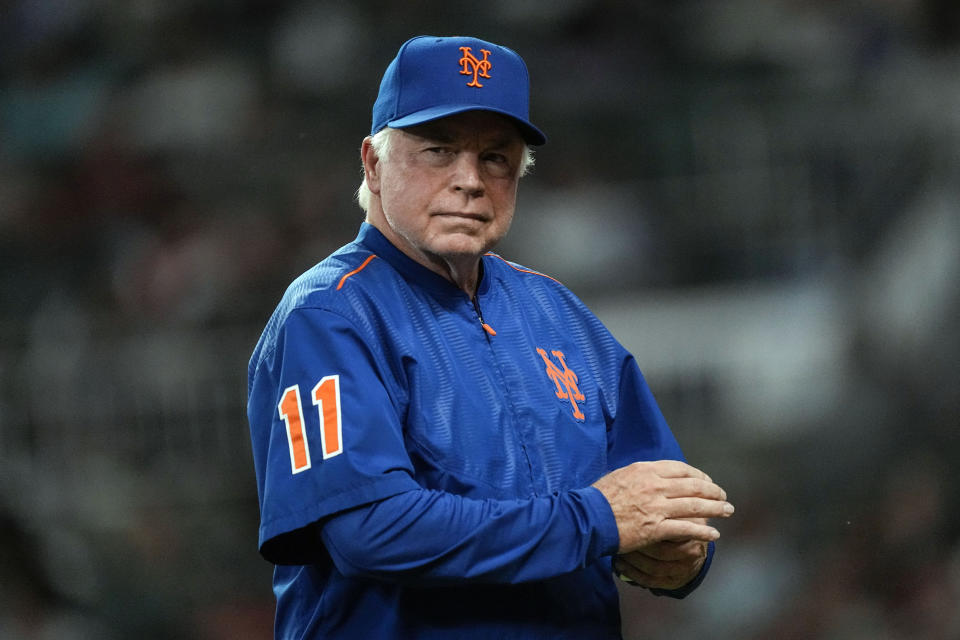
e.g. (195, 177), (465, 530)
(431, 234), (498, 259)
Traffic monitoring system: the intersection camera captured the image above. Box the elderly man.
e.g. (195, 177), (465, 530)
(248, 35), (733, 639)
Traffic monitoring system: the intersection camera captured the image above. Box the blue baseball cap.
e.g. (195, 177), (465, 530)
(371, 35), (547, 145)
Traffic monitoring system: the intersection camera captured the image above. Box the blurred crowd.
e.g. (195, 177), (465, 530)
(1, 1), (958, 638)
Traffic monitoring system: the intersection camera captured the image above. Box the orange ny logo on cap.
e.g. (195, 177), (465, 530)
(458, 46), (492, 87)
(537, 348), (586, 421)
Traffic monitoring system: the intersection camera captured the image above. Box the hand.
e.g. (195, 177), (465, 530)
(614, 526), (708, 590)
(592, 460), (733, 554)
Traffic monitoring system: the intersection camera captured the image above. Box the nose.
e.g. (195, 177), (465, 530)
(451, 153), (484, 197)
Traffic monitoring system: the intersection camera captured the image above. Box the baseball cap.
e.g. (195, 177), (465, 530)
(371, 35), (547, 145)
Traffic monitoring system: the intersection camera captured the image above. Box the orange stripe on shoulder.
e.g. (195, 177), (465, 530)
(336, 254), (378, 290)
(485, 254), (563, 286)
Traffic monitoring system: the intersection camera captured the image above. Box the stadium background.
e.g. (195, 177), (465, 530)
(1, 1), (958, 638)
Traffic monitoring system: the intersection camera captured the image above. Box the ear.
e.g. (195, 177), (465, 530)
(361, 137), (382, 194)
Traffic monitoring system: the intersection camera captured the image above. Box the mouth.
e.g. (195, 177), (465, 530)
(433, 211), (489, 222)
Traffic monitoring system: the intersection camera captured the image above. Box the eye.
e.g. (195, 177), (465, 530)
(421, 147), (456, 164)
(483, 152), (514, 177)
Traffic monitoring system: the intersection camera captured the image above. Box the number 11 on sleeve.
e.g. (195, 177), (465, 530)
(277, 375), (344, 475)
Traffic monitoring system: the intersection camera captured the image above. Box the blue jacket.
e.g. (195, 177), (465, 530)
(248, 223), (713, 639)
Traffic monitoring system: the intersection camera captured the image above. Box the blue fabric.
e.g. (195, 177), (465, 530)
(247, 223), (712, 638)
(320, 487), (616, 584)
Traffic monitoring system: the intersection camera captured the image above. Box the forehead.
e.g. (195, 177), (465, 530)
(401, 111), (525, 146)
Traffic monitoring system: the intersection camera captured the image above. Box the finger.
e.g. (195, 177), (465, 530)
(655, 518), (721, 543)
(662, 477), (727, 501)
(617, 554), (674, 579)
(615, 557), (656, 586)
(619, 542), (708, 584)
(621, 551), (696, 578)
(627, 540), (705, 563)
(664, 496), (734, 520)
(614, 557), (692, 590)
(647, 460), (712, 481)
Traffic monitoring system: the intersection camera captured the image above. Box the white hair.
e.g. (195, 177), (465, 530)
(356, 126), (536, 213)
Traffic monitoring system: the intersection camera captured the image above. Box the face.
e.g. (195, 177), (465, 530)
(365, 111), (526, 278)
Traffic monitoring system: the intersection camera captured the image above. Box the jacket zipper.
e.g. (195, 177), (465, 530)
(472, 297), (497, 336)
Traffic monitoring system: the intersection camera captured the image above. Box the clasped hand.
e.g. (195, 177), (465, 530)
(592, 460), (734, 590)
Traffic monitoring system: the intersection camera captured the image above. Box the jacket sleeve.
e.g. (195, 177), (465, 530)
(249, 307), (422, 563)
(320, 486), (621, 586)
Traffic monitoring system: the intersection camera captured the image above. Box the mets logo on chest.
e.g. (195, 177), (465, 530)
(536, 348), (586, 421)
(458, 46), (492, 88)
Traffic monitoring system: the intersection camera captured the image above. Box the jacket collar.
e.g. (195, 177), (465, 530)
(355, 222), (492, 300)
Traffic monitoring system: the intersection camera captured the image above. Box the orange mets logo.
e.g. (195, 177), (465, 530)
(537, 348), (586, 421)
(458, 46), (492, 88)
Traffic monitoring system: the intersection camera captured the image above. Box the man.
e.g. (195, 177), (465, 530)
(248, 35), (734, 639)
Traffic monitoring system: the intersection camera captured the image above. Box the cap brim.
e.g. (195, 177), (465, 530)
(387, 104), (547, 146)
